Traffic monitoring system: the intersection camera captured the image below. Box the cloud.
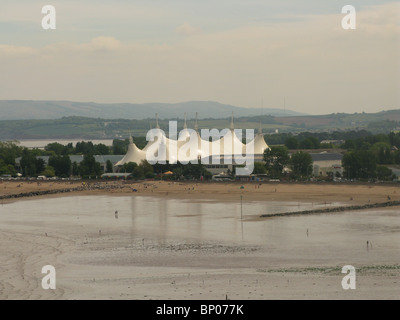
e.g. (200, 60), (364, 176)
(175, 23), (201, 36)
(89, 37), (122, 51)
(0, 44), (37, 57)
(0, 2), (398, 114)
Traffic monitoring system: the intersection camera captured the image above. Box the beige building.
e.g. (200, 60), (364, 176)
(310, 152), (343, 177)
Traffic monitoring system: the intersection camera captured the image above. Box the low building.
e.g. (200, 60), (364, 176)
(387, 166), (400, 179)
(320, 140), (345, 146)
(101, 173), (132, 179)
(310, 152), (343, 177)
(201, 154), (265, 175)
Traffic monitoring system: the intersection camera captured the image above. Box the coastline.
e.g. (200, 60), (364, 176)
(1, 180), (399, 300)
(1, 180), (399, 206)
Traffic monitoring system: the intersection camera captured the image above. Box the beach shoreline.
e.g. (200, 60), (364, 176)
(1, 180), (399, 300)
(1, 180), (399, 205)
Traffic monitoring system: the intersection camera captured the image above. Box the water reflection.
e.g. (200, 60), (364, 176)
(1, 195), (399, 258)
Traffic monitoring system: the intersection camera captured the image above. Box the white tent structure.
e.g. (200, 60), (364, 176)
(114, 135), (146, 166)
(142, 113), (161, 153)
(207, 112), (244, 156)
(115, 112), (270, 169)
(246, 122), (270, 155)
(252, 133), (269, 155)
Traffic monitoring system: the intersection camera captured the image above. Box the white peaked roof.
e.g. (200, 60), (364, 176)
(143, 128), (164, 152)
(179, 128), (191, 141)
(255, 134), (270, 153)
(213, 130), (246, 156)
(115, 113), (270, 166)
(206, 113), (245, 156)
(245, 122), (269, 155)
(247, 133), (270, 155)
(115, 136), (146, 166)
(224, 112), (246, 155)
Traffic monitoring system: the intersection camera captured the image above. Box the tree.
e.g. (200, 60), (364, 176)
(75, 141), (95, 155)
(376, 166), (394, 181)
(45, 142), (66, 156)
(299, 137), (320, 149)
(389, 132), (400, 148)
(0, 159), (16, 175)
(132, 166), (144, 179)
(172, 167), (183, 180)
(139, 160), (154, 177)
(131, 160), (154, 179)
(360, 142), (372, 151)
(253, 162), (267, 174)
(106, 160), (113, 173)
(290, 151), (313, 178)
(342, 150), (377, 180)
(182, 163), (211, 180)
(284, 137), (299, 150)
(72, 161), (79, 176)
(20, 149), (45, 177)
(145, 171), (155, 179)
(121, 162), (137, 173)
(65, 143), (74, 154)
(36, 158), (46, 176)
(48, 155), (71, 177)
(370, 142), (392, 164)
(342, 139), (356, 150)
(112, 139), (128, 155)
(41, 166), (55, 177)
(94, 143), (110, 155)
(0, 141), (23, 167)
(19, 148), (36, 177)
(394, 150), (400, 165)
(79, 154), (101, 178)
(263, 146), (290, 178)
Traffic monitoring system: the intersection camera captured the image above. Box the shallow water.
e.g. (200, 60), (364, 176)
(1, 195), (399, 267)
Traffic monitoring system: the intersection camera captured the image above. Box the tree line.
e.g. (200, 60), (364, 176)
(2, 130), (400, 181)
(0, 139), (212, 180)
(261, 131), (400, 181)
(258, 146), (313, 180)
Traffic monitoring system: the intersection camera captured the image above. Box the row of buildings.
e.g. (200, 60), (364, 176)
(14, 151), (345, 178)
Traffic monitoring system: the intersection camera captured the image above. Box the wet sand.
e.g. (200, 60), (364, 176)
(0, 181), (399, 300)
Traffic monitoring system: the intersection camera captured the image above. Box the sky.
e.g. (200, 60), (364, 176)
(0, 0), (399, 115)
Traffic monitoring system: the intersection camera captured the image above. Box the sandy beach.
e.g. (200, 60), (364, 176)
(0, 180), (399, 300)
(1, 180), (399, 204)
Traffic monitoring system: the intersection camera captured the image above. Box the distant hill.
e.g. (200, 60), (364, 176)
(0, 100), (399, 139)
(0, 100), (306, 120)
(275, 110), (400, 129)
(0, 109), (400, 140)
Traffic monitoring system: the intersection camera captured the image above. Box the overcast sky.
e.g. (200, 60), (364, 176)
(0, 1), (399, 115)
